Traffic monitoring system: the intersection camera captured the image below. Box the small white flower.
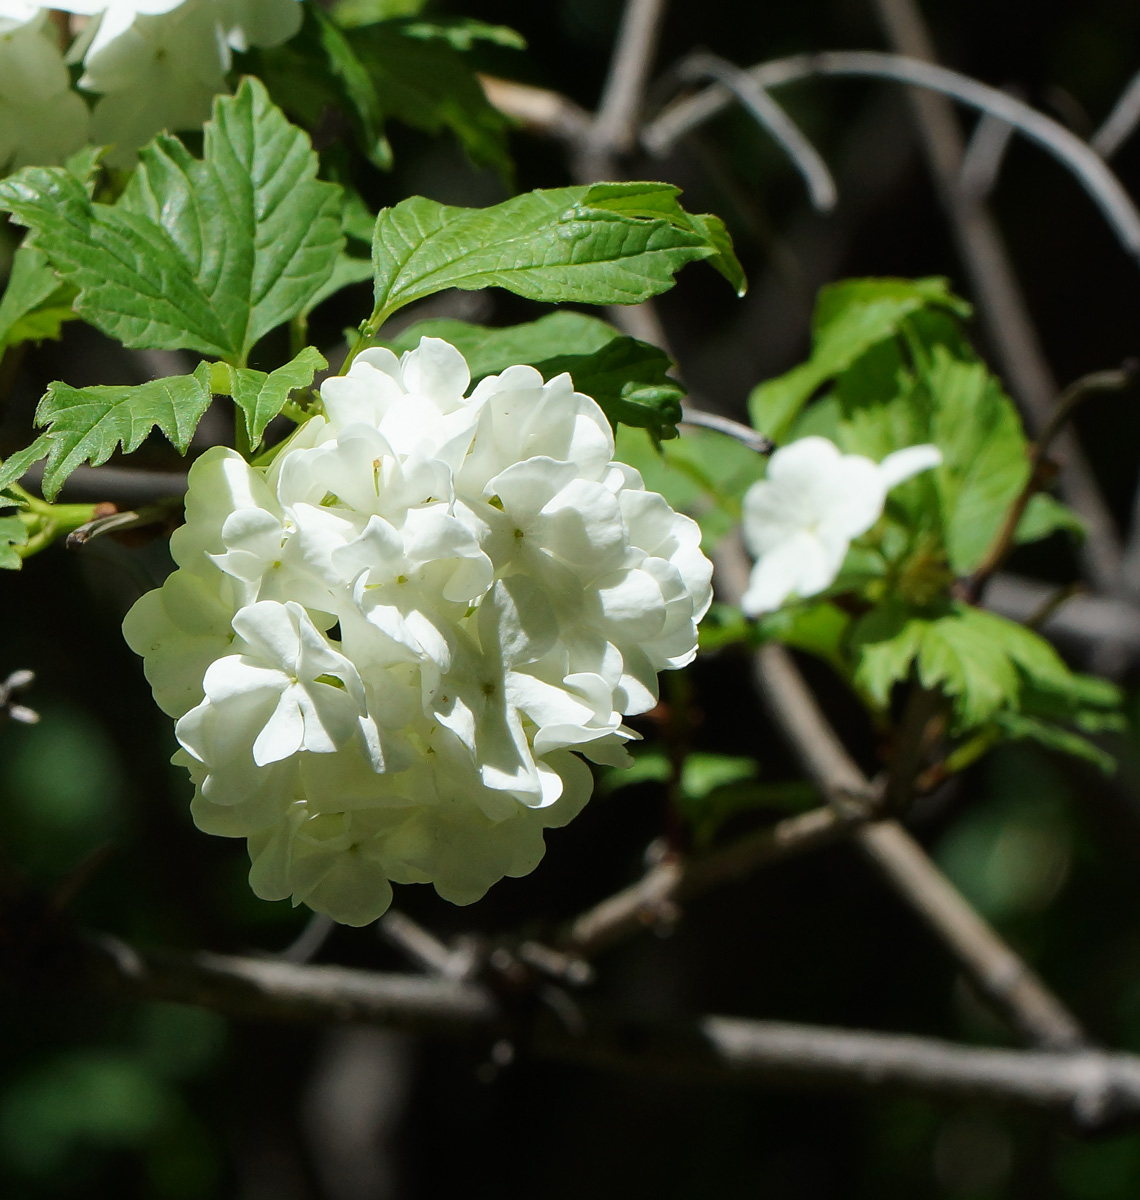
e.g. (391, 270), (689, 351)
(740, 436), (942, 616)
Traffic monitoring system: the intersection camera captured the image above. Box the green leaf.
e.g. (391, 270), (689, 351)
(993, 712), (1117, 774)
(1015, 492), (1085, 544)
(0, 246), (76, 350)
(597, 746), (671, 795)
(748, 276), (966, 441)
(0, 434), (55, 494)
(927, 351), (1030, 574)
(310, 5), (390, 170)
(369, 182), (741, 324)
(680, 752), (758, 799)
(386, 311), (615, 370)
(0, 514), (28, 570)
(33, 363), (213, 500)
(757, 602), (852, 675)
(220, 347), (327, 450)
(851, 604), (929, 708)
(535, 337), (684, 442)
(916, 612), (1021, 726)
(350, 22), (513, 177)
(0, 79), (343, 364)
(332, 0), (427, 27)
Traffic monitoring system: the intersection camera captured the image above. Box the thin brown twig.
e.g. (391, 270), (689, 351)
(564, 803), (862, 957)
(678, 51), (838, 212)
(583, 0), (670, 170)
(966, 366), (1136, 598)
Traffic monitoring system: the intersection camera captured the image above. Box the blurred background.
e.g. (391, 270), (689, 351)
(6, 0), (1140, 1196)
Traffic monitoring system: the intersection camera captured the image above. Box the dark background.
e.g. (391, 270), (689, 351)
(5, 1), (1140, 1196)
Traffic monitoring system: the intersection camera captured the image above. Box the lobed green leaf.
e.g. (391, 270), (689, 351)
(33, 364), (213, 500)
(0, 79), (343, 364)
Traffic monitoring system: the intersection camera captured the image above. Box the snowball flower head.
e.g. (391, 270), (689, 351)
(125, 338), (713, 925)
(740, 436), (942, 616)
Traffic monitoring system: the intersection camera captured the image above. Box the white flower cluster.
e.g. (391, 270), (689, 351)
(0, 0), (301, 169)
(125, 338), (712, 925)
(740, 436), (942, 616)
(0, 12), (89, 171)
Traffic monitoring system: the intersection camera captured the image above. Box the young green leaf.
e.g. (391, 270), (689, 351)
(217, 347), (327, 450)
(0, 246), (75, 350)
(369, 182), (743, 326)
(915, 613), (1021, 726)
(0, 79), (343, 364)
(748, 275), (966, 442)
(927, 351), (1030, 574)
(32, 363), (213, 500)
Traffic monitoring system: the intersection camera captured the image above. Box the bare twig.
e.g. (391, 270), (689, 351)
(645, 51), (1140, 262)
(678, 52), (838, 212)
(959, 97), (1020, 202)
(751, 640), (1087, 1050)
(584, 0), (670, 168)
(869, 0), (1126, 596)
(966, 366), (1136, 596)
(478, 76), (592, 145)
(379, 911), (478, 981)
(565, 804), (860, 957)
(985, 572), (1140, 651)
(679, 405), (774, 452)
(1092, 69), (1140, 159)
(29, 928), (1140, 1125)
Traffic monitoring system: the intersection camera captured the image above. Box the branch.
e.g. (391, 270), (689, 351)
(864, 0), (1125, 596)
(678, 52), (838, 212)
(29, 926), (1140, 1127)
(965, 366), (1136, 597)
(1092, 69), (1140, 159)
(478, 76), (592, 145)
(586, 0), (670, 162)
(984, 573), (1140, 651)
(564, 803), (860, 957)
(644, 51), (1140, 265)
(679, 405), (774, 453)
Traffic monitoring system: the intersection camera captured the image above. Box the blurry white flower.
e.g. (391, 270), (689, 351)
(125, 337), (713, 925)
(740, 436), (942, 616)
(0, 0), (302, 168)
(0, 13), (90, 170)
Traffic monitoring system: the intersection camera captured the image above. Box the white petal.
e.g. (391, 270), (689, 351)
(879, 443), (943, 489)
